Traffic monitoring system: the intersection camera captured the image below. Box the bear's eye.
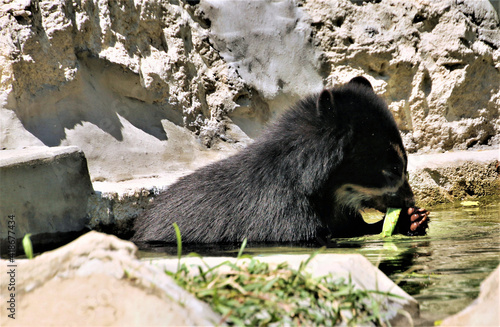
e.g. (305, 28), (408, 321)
(382, 165), (402, 180)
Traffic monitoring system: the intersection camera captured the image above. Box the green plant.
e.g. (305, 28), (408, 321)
(22, 233), (33, 259)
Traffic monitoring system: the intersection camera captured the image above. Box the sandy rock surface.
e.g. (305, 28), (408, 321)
(0, 231), (222, 326)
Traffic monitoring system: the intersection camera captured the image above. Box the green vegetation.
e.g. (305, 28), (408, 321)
(381, 208), (402, 238)
(22, 233), (33, 259)
(166, 227), (405, 326)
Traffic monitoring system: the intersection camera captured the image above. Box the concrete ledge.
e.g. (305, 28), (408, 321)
(408, 149), (499, 170)
(0, 146), (93, 252)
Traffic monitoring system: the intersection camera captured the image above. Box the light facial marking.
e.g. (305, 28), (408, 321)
(335, 181), (405, 210)
(335, 143), (407, 210)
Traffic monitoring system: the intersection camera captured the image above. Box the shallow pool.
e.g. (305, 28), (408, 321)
(138, 201), (500, 324)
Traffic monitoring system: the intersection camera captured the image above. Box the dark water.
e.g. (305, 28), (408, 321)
(138, 201), (500, 324)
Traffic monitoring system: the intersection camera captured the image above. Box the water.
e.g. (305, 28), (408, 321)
(385, 203), (500, 323)
(138, 201), (500, 324)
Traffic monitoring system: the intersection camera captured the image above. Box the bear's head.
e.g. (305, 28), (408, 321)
(319, 77), (415, 213)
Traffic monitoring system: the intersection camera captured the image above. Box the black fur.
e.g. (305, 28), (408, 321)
(131, 77), (417, 244)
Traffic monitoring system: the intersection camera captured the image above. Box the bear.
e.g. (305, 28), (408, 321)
(131, 76), (429, 244)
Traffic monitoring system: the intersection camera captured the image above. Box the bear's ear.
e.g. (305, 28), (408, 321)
(348, 76), (373, 91)
(316, 89), (335, 116)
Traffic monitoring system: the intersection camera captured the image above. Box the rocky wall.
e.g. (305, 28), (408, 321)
(304, 0), (500, 153)
(0, 0), (499, 183)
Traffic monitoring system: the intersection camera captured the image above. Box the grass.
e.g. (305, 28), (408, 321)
(22, 233), (33, 259)
(165, 225), (406, 326)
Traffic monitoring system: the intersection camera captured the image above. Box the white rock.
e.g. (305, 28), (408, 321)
(200, 0), (324, 101)
(0, 231), (222, 326)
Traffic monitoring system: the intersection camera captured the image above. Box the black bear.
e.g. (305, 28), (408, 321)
(131, 77), (428, 244)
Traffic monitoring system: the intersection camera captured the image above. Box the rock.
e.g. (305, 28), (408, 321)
(408, 149), (500, 206)
(0, 231), (222, 326)
(153, 253), (420, 326)
(0, 0), (248, 183)
(199, 0), (324, 136)
(0, 146), (93, 251)
(303, 0), (500, 153)
(1, 0), (498, 185)
(441, 265), (500, 326)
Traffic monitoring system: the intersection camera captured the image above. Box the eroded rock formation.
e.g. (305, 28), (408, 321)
(0, 0), (498, 183)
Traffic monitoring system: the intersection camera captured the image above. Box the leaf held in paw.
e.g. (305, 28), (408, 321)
(381, 208), (401, 238)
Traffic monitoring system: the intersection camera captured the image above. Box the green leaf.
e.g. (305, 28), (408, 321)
(237, 238), (247, 259)
(173, 223), (182, 271)
(261, 276), (280, 292)
(460, 201), (479, 207)
(381, 207), (401, 237)
(22, 233), (33, 259)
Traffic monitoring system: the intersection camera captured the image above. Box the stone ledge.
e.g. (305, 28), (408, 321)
(408, 149), (499, 170)
(0, 146), (93, 251)
(408, 149), (499, 206)
(89, 149), (500, 233)
(0, 146), (83, 167)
